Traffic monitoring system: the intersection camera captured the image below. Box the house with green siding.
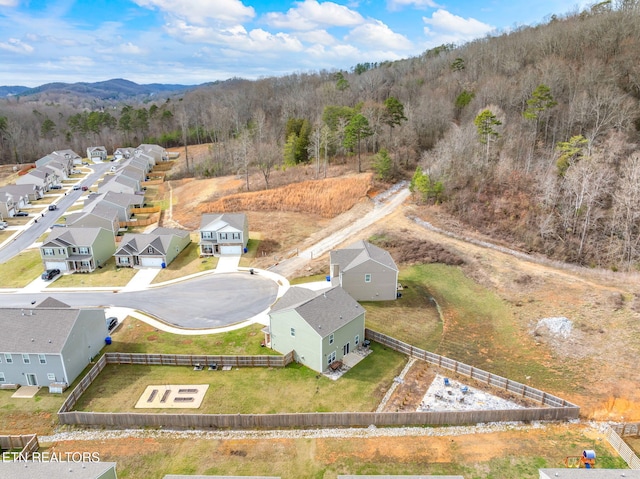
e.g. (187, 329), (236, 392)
(40, 227), (116, 273)
(267, 286), (365, 373)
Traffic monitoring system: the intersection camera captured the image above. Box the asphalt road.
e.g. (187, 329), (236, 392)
(0, 272), (279, 329)
(0, 162), (111, 264)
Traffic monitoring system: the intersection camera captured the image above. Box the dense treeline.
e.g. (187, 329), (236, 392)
(1, 1), (640, 269)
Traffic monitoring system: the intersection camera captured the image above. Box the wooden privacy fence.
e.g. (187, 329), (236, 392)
(58, 352), (294, 414)
(0, 434), (39, 458)
(59, 407), (575, 429)
(105, 352), (293, 368)
(613, 422), (640, 437)
(605, 425), (640, 469)
(365, 329), (580, 410)
(131, 206), (161, 214)
(119, 213), (160, 228)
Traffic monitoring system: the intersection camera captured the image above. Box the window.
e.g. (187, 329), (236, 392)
(327, 351), (336, 365)
(78, 247), (89, 255)
(38, 354), (46, 364)
(147, 246), (154, 253)
(290, 327), (295, 337)
(355, 335), (360, 345)
(43, 248), (54, 256)
(201, 231), (213, 239)
(47, 373), (56, 381)
(364, 273), (372, 283)
(232, 232), (241, 240)
(4, 354), (12, 364)
(119, 257), (130, 264)
(22, 354), (30, 364)
(329, 334), (334, 345)
(219, 233), (228, 240)
(0, 373), (5, 383)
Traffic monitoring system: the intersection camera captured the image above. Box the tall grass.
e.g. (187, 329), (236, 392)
(200, 174), (373, 218)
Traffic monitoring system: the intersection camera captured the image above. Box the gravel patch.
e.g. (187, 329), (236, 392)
(418, 374), (524, 412)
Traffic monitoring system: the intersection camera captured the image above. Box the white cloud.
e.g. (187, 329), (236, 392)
(0, 37), (34, 54)
(265, 0), (364, 30)
(423, 9), (494, 41)
(346, 20), (413, 51)
(387, 0), (439, 11)
(165, 20), (303, 53)
(133, 0), (255, 25)
(116, 42), (146, 55)
(0, 0), (20, 6)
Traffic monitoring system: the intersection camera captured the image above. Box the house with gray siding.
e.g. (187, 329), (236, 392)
(137, 143), (168, 162)
(98, 172), (140, 195)
(40, 227), (115, 273)
(0, 303), (108, 391)
(114, 227), (191, 268)
(87, 146), (108, 162)
(0, 183), (44, 202)
(330, 240), (399, 301)
(199, 213), (248, 256)
(16, 167), (59, 191)
(268, 286), (365, 373)
(114, 147), (135, 161)
(35, 149), (80, 171)
(0, 190), (21, 218)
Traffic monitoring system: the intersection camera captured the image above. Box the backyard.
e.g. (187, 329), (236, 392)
(72, 343), (406, 414)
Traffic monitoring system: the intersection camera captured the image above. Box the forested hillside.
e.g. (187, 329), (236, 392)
(1, 2), (639, 269)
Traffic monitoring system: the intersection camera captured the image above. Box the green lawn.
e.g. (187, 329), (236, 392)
(152, 242), (218, 283)
(51, 257), (138, 287)
(238, 237), (258, 267)
(73, 342), (406, 414)
(109, 319), (275, 355)
(363, 272), (442, 352)
(0, 249), (44, 288)
(393, 264), (580, 395)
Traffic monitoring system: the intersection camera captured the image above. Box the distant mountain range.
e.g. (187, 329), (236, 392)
(0, 78), (202, 100)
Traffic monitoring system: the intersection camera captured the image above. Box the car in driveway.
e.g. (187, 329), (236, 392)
(106, 316), (118, 332)
(50, 185), (62, 190)
(15, 211), (29, 217)
(41, 268), (60, 280)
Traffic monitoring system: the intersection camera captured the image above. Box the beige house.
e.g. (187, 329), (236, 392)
(330, 240), (399, 301)
(199, 213), (249, 256)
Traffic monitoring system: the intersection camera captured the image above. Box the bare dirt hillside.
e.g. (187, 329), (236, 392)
(168, 167), (640, 422)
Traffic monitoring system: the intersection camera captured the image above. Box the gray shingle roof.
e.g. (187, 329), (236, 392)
(43, 227), (106, 247)
(200, 213), (246, 231)
(115, 227), (188, 256)
(36, 297), (71, 308)
(270, 286), (363, 337)
(0, 308), (87, 354)
(0, 461), (117, 479)
(330, 240), (398, 272)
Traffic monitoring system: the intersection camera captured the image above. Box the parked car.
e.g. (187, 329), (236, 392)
(41, 269), (60, 280)
(0, 224), (5, 230)
(15, 211), (29, 217)
(48, 204), (57, 211)
(0, 221), (7, 227)
(81, 186), (89, 191)
(50, 185), (62, 190)
(106, 316), (118, 332)
(73, 185), (81, 190)
(51, 224), (66, 228)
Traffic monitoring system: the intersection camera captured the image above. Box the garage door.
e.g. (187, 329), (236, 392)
(141, 257), (166, 268)
(45, 261), (68, 272)
(220, 245), (242, 255)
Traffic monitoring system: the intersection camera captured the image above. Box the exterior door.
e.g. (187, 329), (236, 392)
(26, 373), (38, 386)
(343, 342), (350, 355)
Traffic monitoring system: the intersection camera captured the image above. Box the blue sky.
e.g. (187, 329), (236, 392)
(0, 0), (589, 87)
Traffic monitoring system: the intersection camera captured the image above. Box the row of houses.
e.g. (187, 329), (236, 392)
(0, 150), (79, 219)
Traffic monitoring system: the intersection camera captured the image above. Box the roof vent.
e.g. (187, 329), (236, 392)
(31, 338), (34, 342)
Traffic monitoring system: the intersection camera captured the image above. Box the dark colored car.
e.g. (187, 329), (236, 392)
(15, 211), (29, 217)
(106, 317), (118, 332)
(50, 185), (62, 190)
(41, 269), (60, 280)
(81, 186), (89, 191)
(48, 204), (57, 211)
